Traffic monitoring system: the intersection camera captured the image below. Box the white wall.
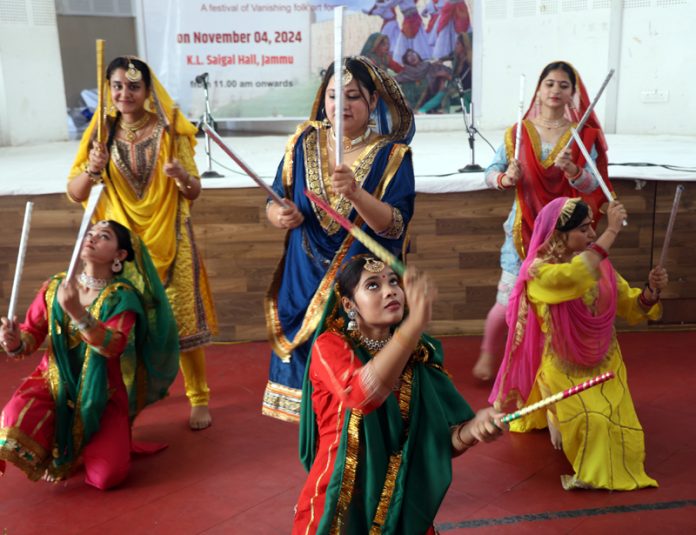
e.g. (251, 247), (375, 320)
(476, 0), (696, 135)
(0, 0), (68, 146)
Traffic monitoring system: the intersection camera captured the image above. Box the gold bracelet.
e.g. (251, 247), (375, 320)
(455, 424), (478, 451)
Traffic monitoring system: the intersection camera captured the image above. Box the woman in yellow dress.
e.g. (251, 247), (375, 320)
(67, 57), (217, 430)
(490, 197), (667, 490)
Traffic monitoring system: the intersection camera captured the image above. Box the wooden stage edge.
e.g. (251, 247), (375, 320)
(1, 180), (694, 342)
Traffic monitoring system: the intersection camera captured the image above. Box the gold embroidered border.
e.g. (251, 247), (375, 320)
(370, 365), (414, 533)
(524, 120), (574, 169)
(305, 128), (391, 236)
(265, 234), (355, 359)
(111, 120), (165, 199)
(0, 427), (49, 481)
(330, 408), (363, 534)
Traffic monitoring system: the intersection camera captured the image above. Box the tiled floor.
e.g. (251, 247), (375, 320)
(1, 332), (694, 534)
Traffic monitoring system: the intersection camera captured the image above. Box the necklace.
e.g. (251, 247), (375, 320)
(360, 334), (392, 353)
(120, 113), (151, 142)
(78, 272), (110, 290)
(330, 127), (372, 152)
(535, 116), (568, 129)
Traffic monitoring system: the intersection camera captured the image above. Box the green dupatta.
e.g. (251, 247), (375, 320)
(46, 236), (178, 478)
(299, 290), (475, 534)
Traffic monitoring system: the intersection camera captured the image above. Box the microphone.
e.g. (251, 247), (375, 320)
(195, 72), (209, 84)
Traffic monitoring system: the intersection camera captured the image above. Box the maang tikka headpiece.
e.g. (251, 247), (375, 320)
(125, 58), (143, 83)
(364, 257), (385, 273)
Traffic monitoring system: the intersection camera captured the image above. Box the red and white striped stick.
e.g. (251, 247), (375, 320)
(501, 371), (615, 423)
(304, 189), (405, 275)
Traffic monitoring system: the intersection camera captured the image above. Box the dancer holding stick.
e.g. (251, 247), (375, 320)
(490, 196), (667, 490)
(473, 61), (613, 382)
(262, 56), (416, 422)
(1, 221), (178, 489)
(7, 202), (33, 327)
(293, 254), (504, 534)
(67, 56), (217, 430)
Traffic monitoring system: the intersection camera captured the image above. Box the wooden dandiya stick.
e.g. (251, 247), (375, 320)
(201, 123), (288, 207)
(501, 371), (615, 424)
(333, 6), (345, 165)
(96, 39), (105, 144)
(562, 69), (615, 153)
(168, 105), (179, 163)
(658, 184), (685, 268)
(66, 185), (104, 282)
(7, 202), (34, 326)
(304, 189), (405, 276)
(569, 128), (626, 226)
(514, 74), (525, 160)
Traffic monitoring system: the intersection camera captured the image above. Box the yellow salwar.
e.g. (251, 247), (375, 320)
(511, 255), (660, 490)
(68, 72), (218, 407)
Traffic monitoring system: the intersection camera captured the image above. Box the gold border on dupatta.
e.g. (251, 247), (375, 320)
(369, 365), (414, 533)
(330, 408), (363, 534)
(524, 120), (574, 169)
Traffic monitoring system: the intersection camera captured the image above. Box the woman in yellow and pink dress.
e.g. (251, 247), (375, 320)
(489, 197), (667, 490)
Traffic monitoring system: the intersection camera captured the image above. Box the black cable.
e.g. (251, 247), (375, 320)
(608, 162), (696, 173)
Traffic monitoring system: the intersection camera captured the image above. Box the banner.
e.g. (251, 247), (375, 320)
(141, 0), (473, 120)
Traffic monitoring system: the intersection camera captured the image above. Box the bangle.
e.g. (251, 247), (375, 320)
(496, 173), (509, 191)
(565, 165), (582, 181)
(76, 313), (97, 332)
(3, 340), (24, 357)
(587, 243), (608, 260)
(638, 285), (659, 308)
(455, 424), (478, 451)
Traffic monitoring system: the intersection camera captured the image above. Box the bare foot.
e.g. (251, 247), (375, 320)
(472, 352), (497, 381)
(189, 405), (212, 431)
(547, 411), (562, 450)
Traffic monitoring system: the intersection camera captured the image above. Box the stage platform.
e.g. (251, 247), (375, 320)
(1, 129), (695, 196)
(1, 130), (695, 341)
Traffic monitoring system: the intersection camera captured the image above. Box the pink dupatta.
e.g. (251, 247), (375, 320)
(489, 197), (617, 410)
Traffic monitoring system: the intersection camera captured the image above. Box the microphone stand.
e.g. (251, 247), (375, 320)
(198, 74), (224, 178)
(456, 77), (484, 173)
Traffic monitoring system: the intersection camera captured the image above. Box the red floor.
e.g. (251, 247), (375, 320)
(1, 332), (695, 534)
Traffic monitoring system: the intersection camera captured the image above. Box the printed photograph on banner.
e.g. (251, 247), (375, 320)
(142, 0), (473, 120)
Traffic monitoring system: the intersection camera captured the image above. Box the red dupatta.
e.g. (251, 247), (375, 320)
(506, 63), (611, 259)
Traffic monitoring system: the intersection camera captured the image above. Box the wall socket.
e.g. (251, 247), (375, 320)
(641, 90), (669, 103)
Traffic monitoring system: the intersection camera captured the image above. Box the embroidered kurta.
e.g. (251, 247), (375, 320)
(69, 106), (217, 352)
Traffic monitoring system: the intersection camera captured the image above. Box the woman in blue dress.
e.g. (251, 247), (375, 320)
(262, 56), (416, 422)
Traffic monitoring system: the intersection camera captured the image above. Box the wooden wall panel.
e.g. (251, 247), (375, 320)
(1, 180), (693, 343)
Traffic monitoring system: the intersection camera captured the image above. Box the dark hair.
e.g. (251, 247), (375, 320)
(401, 48), (422, 66)
(105, 220), (135, 272)
(538, 61), (576, 94)
(319, 57), (377, 115)
(105, 57), (152, 89)
(556, 200), (590, 232)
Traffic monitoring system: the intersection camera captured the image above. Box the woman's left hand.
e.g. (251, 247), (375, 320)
(462, 406), (506, 446)
(332, 163), (360, 201)
(163, 159), (189, 183)
(648, 266), (669, 292)
(58, 278), (84, 321)
(554, 148), (578, 177)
